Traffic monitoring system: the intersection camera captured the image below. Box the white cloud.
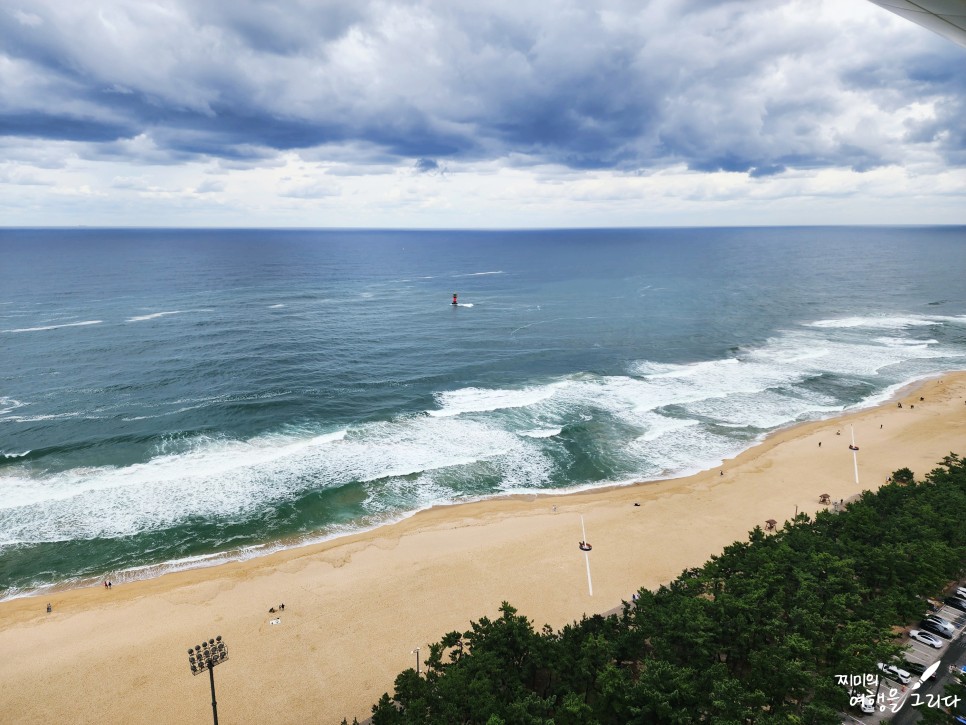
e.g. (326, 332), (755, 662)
(0, 0), (962, 226)
(278, 179), (340, 199)
(11, 9), (43, 27)
(195, 179), (226, 194)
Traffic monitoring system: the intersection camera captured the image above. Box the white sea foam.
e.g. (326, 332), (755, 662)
(456, 270), (503, 277)
(634, 357), (803, 402)
(126, 311), (185, 322)
(310, 430), (348, 445)
(427, 316), (957, 449)
(121, 405), (209, 421)
(518, 428), (562, 438)
(634, 416), (699, 442)
(2, 312), (963, 551)
(874, 336), (939, 348)
(0, 415), (548, 544)
(807, 315), (943, 329)
(117, 546), (271, 581)
(0, 428), (346, 512)
(0, 545), (283, 597)
(926, 315), (966, 326)
(120, 392), (294, 422)
(0, 515), (430, 598)
(0, 398), (26, 415)
(1, 320), (102, 333)
(5, 412), (86, 423)
(626, 419), (743, 480)
(683, 390), (842, 430)
(429, 383), (566, 417)
(269, 304), (286, 309)
(618, 330), (957, 432)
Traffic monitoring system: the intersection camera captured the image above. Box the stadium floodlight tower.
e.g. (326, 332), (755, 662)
(187, 635), (229, 725)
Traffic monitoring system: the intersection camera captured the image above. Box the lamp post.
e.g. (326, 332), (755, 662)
(412, 647), (420, 675)
(187, 635), (229, 725)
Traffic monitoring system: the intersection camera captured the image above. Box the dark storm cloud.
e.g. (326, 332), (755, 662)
(414, 158), (439, 173)
(192, 0), (366, 56)
(842, 48), (966, 165)
(748, 164), (787, 178)
(0, 111), (134, 142)
(1, 0), (962, 174)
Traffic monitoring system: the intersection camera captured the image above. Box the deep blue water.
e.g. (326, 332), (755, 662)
(1, 226), (965, 596)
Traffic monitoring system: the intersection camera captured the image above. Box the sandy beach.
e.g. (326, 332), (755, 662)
(2, 373), (965, 724)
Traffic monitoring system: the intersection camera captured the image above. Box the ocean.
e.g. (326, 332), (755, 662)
(2, 226), (965, 598)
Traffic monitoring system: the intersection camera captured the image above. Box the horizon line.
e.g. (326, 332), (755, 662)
(1, 223), (964, 233)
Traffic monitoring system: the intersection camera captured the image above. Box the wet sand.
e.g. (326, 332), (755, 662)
(2, 373), (965, 724)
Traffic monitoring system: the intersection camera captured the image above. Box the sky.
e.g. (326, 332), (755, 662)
(1, 0), (964, 228)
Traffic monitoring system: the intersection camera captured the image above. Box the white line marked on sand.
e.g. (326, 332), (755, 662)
(580, 514), (593, 596)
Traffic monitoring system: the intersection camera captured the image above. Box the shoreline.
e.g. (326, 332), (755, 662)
(2, 371), (949, 604)
(2, 371), (965, 724)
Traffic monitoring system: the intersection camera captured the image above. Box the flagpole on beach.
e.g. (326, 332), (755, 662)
(580, 515), (593, 596)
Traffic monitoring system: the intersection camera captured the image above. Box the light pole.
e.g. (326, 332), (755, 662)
(412, 647), (420, 675)
(187, 635), (229, 725)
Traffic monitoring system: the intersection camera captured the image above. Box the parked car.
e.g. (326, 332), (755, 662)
(924, 613), (954, 628)
(910, 629), (944, 648)
(919, 619), (954, 639)
(878, 662), (912, 684)
(945, 597), (966, 613)
(923, 613), (957, 633)
(902, 659), (939, 680)
(953, 586), (966, 600)
(850, 689), (875, 715)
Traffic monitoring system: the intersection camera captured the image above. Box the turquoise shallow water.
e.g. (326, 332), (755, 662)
(1, 226), (965, 596)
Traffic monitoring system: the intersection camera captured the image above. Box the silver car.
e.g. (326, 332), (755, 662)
(923, 614), (955, 633)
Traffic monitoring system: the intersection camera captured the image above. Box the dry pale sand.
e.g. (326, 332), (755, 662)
(2, 373), (966, 724)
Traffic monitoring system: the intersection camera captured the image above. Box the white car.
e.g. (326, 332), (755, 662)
(849, 688), (875, 715)
(909, 629), (944, 649)
(878, 662), (911, 685)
